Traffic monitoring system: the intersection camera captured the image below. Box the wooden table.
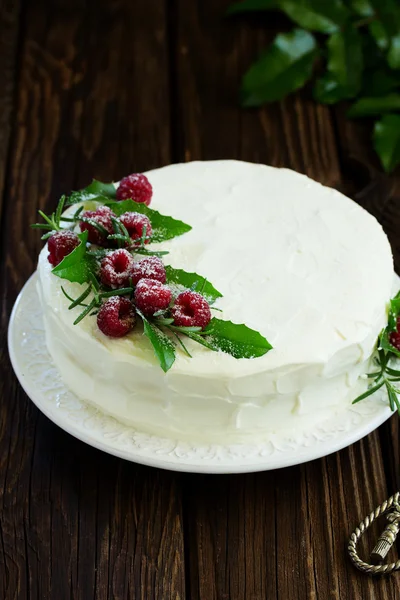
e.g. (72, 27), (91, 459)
(1, 1), (400, 598)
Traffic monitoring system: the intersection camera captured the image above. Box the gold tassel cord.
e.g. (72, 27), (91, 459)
(348, 492), (400, 575)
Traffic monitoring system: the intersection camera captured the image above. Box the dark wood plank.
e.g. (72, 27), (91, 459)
(174, 1), (400, 599)
(0, 1), (185, 598)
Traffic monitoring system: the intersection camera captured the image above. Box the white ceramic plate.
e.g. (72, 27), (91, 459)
(8, 273), (394, 473)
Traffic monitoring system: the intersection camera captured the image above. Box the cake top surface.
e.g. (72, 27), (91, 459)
(39, 160), (394, 376)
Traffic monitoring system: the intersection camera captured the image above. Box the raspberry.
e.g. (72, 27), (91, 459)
(119, 212), (152, 245)
(130, 257), (166, 286)
(171, 290), (211, 329)
(100, 249), (135, 289)
(80, 206), (115, 245)
(47, 230), (80, 266)
(134, 278), (172, 317)
(116, 173), (153, 206)
(97, 296), (136, 338)
(389, 330), (400, 351)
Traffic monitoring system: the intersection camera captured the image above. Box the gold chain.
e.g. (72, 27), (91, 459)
(348, 492), (400, 575)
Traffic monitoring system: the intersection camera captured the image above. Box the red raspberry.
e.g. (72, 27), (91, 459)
(80, 206), (115, 245)
(130, 257), (166, 286)
(389, 331), (400, 351)
(119, 212), (152, 245)
(97, 296), (136, 338)
(100, 249), (135, 289)
(171, 291), (211, 329)
(134, 278), (172, 317)
(116, 173), (153, 206)
(47, 230), (80, 266)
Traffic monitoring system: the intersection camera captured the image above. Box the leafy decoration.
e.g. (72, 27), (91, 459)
(373, 114), (400, 173)
(186, 317), (272, 359)
(315, 26), (363, 103)
(229, 0), (400, 172)
(353, 290), (400, 414)
(35, 178), (273, 371)
(66, 179), (117, 205)
(140, 313), (176, 373)
(279, 1), (349, 35)
(164, 265), (223, 304)
(52, 231), (98, 284)
(106, 199), (192, 243)
(241, 29), (319, 107)
(348, 94), (400, 117)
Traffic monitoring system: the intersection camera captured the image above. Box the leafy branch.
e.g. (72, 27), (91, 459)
(228, 0), (400, 172)
(353, 290), (400, 413)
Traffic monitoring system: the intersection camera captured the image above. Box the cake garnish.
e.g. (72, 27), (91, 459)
(47, 230), (80, 266)
(353, 290), (400, 415)
(32, 174), (273, 371)
(116, 173), (153, 205)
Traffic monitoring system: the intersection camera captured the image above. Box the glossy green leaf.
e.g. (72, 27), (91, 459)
(373, 114), (400, 173)
(226, 0), (277, 15)
(369, 0), (400, 37)
(52, 231), (98, 284)
(388, 34), (400, 69)
(241, 28), (318, 107)
(141, 315), (176, 372)
(164, 265), (223, 305)
(326, 26), (363, 96)
(368, 21), (390, 51)
(189, 318), (272, 359)
(67, 179), (117, 205)
(313, 73), (348, 104)
(362, 67), (400, 96)
(106, 199), (192, 243)
(348, 93), (400, 117)
(280, 0), (349, 34)
(349, 0), (374, 17)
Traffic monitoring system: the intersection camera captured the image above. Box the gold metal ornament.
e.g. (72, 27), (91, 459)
(348, 492), (400, 575)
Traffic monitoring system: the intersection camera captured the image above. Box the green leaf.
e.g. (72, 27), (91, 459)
(368, 21), (390, 51)
(352, 380), (384, 404)
(226, 0), (277, 15)
(241, 29), (318, 107)
(189, 317), (272, 359)
(373, 114), (400, 172)
(321, 25), (363, 100)
(380, 328), (400, 358)
(348, 93), (400, 117)
(164, 265), (223, 305)
(67, 179), (117, 205)
(106, 199), (192, 243)
(388, 33), (400, 69)
(280, 0), (349, 34)
(141, 315), (176, 372)
(385, 381), (398, 411)
(52, 231), (98, 284)
(362, 68), (400, 97)
(369, 0), (400, 38)
(349, 0), (374, 17)
(313, 74), (347, 104)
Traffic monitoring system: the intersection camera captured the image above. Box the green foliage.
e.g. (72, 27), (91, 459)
(241, 29), (318, 106)
(229, 0), (400, 172)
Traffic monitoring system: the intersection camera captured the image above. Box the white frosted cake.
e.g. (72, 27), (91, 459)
(37, 160), (395, 442)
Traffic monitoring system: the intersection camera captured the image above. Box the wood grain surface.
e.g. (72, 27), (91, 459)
(1, 1), (399, 598)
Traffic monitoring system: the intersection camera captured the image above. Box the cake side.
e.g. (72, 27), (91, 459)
(36, 160), (394, 441)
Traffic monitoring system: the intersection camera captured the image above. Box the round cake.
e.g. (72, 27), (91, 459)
(37, 160), (395, 442)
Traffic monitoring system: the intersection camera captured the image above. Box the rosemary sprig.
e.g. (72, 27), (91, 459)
(31, 195), (67, 234)
(353, 338), (400, 415)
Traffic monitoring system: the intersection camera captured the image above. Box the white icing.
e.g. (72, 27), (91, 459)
(37, 160), (394, 442)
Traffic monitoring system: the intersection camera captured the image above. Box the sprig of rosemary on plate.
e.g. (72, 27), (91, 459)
(353, 290), (400, 414)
